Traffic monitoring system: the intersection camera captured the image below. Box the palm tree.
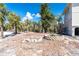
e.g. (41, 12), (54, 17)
(23, 19), (32, 32)
(17, 21), (24, 32)
(32, 21), (39, 32)
(8, 12), (20, 34)
(0, 4), (7, 38)
(40, 3), (56, 33)
(4, 23), (12, 31)
(38, 20), (42, 32)
(40, 3), (48, 33)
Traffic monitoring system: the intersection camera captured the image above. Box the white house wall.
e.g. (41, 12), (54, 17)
(72, 6), (79, 27)
(72, 13), (79, 26)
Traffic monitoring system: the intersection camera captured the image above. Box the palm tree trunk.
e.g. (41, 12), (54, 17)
(27, 27), (29, 32)
(42, 24), (45, 33)
(0, 23), (4, 38)
(14, 23), (17, 34)
(42, 28), (45, 33)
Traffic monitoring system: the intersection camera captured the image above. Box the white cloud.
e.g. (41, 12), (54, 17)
(22, 12), (33, 21)
(32, 14), (35, 16)
(22, 12), (41, 22)
(35, 13), (41, 17)
(26, 12), (33, 20)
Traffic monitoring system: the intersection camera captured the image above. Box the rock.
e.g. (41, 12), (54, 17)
(38, 37), (43, 42)
(64, 40), (69, 44)
(50, 33), (58, 36)
(24, 37), (43, 43)
(43, 35), (56, 40)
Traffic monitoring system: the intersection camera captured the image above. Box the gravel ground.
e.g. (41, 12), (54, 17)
(0, 32), (79, 56)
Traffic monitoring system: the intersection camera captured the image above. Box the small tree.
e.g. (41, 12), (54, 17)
(57, 15), (64, 34)
(0, 4), (8, 38)
(8, 12), (20, 34)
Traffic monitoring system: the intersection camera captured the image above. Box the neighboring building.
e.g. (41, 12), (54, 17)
(64, 3), (79, 36)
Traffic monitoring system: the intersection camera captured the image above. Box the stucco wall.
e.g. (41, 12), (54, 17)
(64, 3), (79, 36)
(72, 6), (79, 27)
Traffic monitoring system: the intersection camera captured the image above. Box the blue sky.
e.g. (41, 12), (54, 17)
(5, 3), (67, 22)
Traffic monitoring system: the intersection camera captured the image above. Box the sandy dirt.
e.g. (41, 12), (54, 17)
(0, 32), (79, 56)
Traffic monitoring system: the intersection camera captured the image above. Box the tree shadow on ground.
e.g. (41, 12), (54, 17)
(4, 32), (20, 38)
